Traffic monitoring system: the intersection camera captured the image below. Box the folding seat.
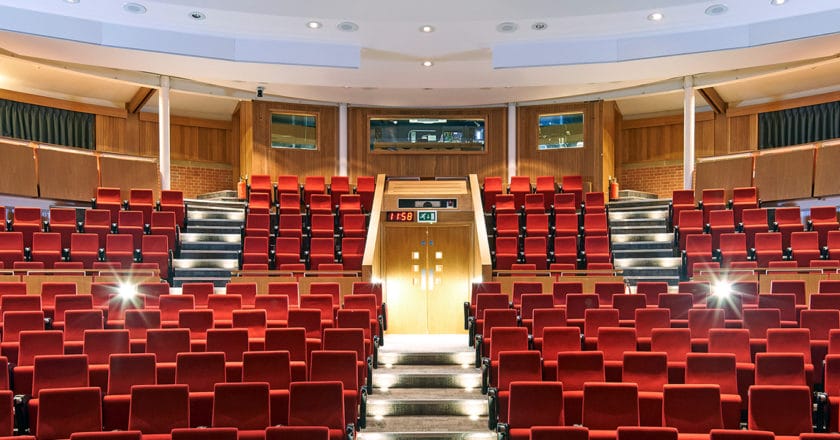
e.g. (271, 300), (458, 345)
(635, 308), (671, 351)
(730, 187), (758, 224)
(175, 351), (226, 427)
(822, 355), (840, 432)
(774, 207), (804, 249)
(700, 189), (727, 225)
(79, 209), (111, 249)
(10, 207), (43, 249)
(211, 382), (271, 440)
(523, 193), (546, 215)
(47, 208), (78, 249)
(684, 353), (742, 428)
(26, 354), (90, 435)
(255, 295), (291, 329)
(287, 381), (350, 440)
(810, 294), (840, 311)
(501, 381), (565, 440)
(326, 176), (351, 209)
(8, 330), (63, 396)
(675, 210), (704, 251)
(275, 193), (300, 216)
(671, 190), (696, 229)
(128, 384), (190, 435)
(308, 350), (362, 429)
(231, 310), (266, 351)
(516, 237), (546, 272)
(11, 261), (43, 270)
(663, 384), (724, 435)
(337, 194), (362, 220)
(482, 326), (528, 390)
(123, 309), (160, 353)
(539, 325), (581, 380)
(493, 236), (519, 270)
(828, 231), (840, 260)
(582, 382), (639, 439)
(339, 214), (367, 239)
(288, 309), (324, 353)
(623, 351), (667, 426)
(552, 192), (578, 216)
(581, 308), (620, 351)
(242, 236), (270, 267)
(748, 385), (813, 437)
(249, 174), (273, 201)
(343, 294), (381, 343)
(67, 232), (100, 267)
(562, 175), (583, 208)
(105, 234), (135, 268)
(308, 237), (335, 269)
(635, 282), (669, 306)
(36, 387), (102, 440)
(507, 176), (531, 211)
(518, 293), (553, 331)
(766, 328), (814, 386)
(552, 235), (579, 268)
(752, 232), (784, 267)
(207, 294), (242, 328)
(275, 175), (301, 200)
(205, 328), (249, 382)
(301, 294), (337, 332)
(688, 308), (725, 352)
(0, 295), (41, 317)
(225, 282), (257, 308)
(339, 236), (365, 271)
(106, 294), (145, 330)
(800, 309), (838, 381)
(755, 352), (807, 388)
(93, 187), (123, 223)
(277, 214), (303, 240)
(265, 426), (330, 440)
(264, 328), (308, 381)
(117, 211), (145, 249)
(273, 236), (301, 268)
(0, 281), (26, 296)
(651, 328), (691, 383)
(350, 175), (373, 214)
(156, 190), (185, 229)
(613, 294), (646, 327)
(39, 282), (76, 320)
(84, 329), (130, 390)
(583, 235), (611, 267)
(717, 233), (748, 267)
(683, 233), (713, 279)
(0, 232), (25, 268)
(657, 293), (693, 327)
(136, 282), (169, 309)
(145, 328), (190, 384)
(302, 176), (327, 206)
(616, 427), (677, 440)
(811, 260), (839, 272)
(308, 214), (334, 238)
(70, 431), (142, 440)
(819, 280), (840, 294)
(566, 294), (600, 330)
(596, 327), (637, 382)
(807, 206), (839, 248)
(488, 350), (542, 427)
(310, 282), (341, 307)
(758, 293), (798, 328)
(534, 176), (557, 210)
(268, 281), (300, 307)
(788, 231), (821, 267)
(582, 213), (608, 237)
(770, 279), (808, 313)
(26, 232), (61, 269)
(581, 192), (606, 216)
(179, 309), (214, 352)
(244, 213), (272, 238)
(0, 311), (44, 364)
(731, 280), (759, 307)
(308, 194), (333, 217)
(139, 234), (170, 280)
(52, 296), (96, 335)
(741, 308), (780, 356)
(738, 208), (769, 250)
(158, 295), (195, 329)
(594, 282), (625, 307)
(558, 351), (607, 426)
(494, 213), (521, 238)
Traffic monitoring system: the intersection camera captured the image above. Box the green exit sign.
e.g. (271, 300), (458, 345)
(417, 210), (437, 223)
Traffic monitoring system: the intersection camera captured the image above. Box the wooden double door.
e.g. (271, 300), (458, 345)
(382, 223), (472, 334)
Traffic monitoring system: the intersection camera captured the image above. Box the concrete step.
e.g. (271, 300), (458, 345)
(184, 225), (243, 235)
(179, 233), (242, 244)
(178, 249), (241, 260)
(196, 190), (238, 200)
(378, 351), (475, 368)
(359, 416), (495, 439)
(609, 210), (669, 221)
(611, 233), (673, 244)
(172, 258), (239, 269)
(624, 275), (681, 287)
(187, 210), (245, 221)
(608, 218), (668, 228)
(612, 249), (676, 259)
(611, 240), (674, 251)
(366, 388), (487, 417)
(616, 266), (682, 279)
(611, 225), (669, 235)
(180, 241), (242, 251)
(172, 276), (231, 288)
(616, 189), (659, 200)
(373, 365), (481, 390)
(186, 218), (245, 229)
(613, 257), (681, 269)
(607, 199), (670, 211)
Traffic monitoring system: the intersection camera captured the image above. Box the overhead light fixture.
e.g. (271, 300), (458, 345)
(307, 21), (322, 29)
(337, 21), (359, 32)
(420, 25), (435, 33)
(496, 22), (518, 33)
(189, 11), (205, 20)
(647, 12), (664, 21)
(531, 22), (548, 31)
(123, 2), (147, 14)
(705, 4), (729, 16)
(63, 0), (80, 4)
(422, 60), (433, 67)
(770, 0), (786, 4)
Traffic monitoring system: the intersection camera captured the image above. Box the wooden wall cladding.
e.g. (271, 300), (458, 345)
(516, 102), (600, 189)
(0, 140), (38, 198)
(348, 107), (507, 181)
(694, 154), (754, 200)
(99, 155), (161, 200)
(38, 146), (99, 201)
(619, 113), (717, 165)
(753, 146), (815, 202)
(813, 141), (840, 197)
(139, 115), (234, 164)
(250, 101), (338, 180)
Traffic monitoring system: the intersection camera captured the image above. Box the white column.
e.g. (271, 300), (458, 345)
(338, 103), (348, 176)
(507, 103), (517, 179)
(158, 75), (171, 190)
(683, 76), (695, 190)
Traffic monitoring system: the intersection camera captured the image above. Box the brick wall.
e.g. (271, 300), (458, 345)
(617, 162), (684, 199)
(170, 163), (234, 199)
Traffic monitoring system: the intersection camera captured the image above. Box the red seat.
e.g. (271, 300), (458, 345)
(249, 175), (273, 202)
(593, 282), (625, 307)
(534, 176), (556, 211)
(278, 193), (301, 215)
(596, 327), (637, 381)
(29, 232), (62, 269)
(583, 235), (611, 266)
(708, 209), (736, 251)
(676, 210), (704, 251)
(508, 176), (531, 211)
(264, 328), (307, 381)
(265, 426), (329, 440)
(582, 213), (608, 237)
(242, 236), (270, 267)
(0, 232), (23, 269)
(747, 385), (813, 437)
(140, 234), (170, 280)
(160, 295), (196, 328)
(523, 193), (546, 214)
(524, 213), (550, 238)
(789, 231), (821, 267)
(719, 233), (748, 267)
(329, 176), (351, 208)
(146, 328), (191, 384)
(556, 351), (604, 425)
(635, 308), (671, 350)
(175, 352), (226, 427)
(808, 206), (839, 248)
(651, 328), (691, 383)
(159, 190), (185, 229)
(212, 382), (271, 439)
(504, 381), (565, 440)
(731, 187), (758, 224)
(37, 387), (102, 440)
(278, 214), (303, 239)
(123, 310), (161, 352)
(207, 294), (243, 327)
(685, 353), (742, 428)
(700, 189), (727, 225)
(340, 237), (365, 271)
(483, 176), (504, 213)
(663, 384), (724, 434)
(128, 384), (190, 434)
(753, 232), (784, 267)
(308, 194), (333, 216)
(340, 214), (367, 238)
(243, 351), (292, 425)
(774, 207), (804, 249)
(268, 281), (300, 307)
(552, 192), (577, 216)
(179, 309), (214, 350)
(490, 350), (542, 427)
(275, 236), (302, 267)
(276, 175), (300, 198)
(68, 233), (100, 268)
(338, 194), (362, 219)
(613, 294), (646, 326)
(308, 350), (361, 428)
(671, 190), (695, 229)
(583, 192), (606, 215)
(562, 175), (583, 208)
(288, 381), (349, 440)
(494, 213), (521, 238)
(755, 352), (807, 387)
(47, 208), (78, 249)
(83, 329), (130, 391)
(117, 211), (145, 249)
(226, 282), (257, 307)
(105, 234), (135, 268)
(94, 187), (123, 223)
(583, 308), (619, 350)
(245, 213), (272, 238)
(494, 236), (519, 270)
(308, 237), (335, 269)
(247, 192), (271, 216)
(623, 351), (668, 426)
(582, 382), (639, 439)
(740, 208), (770, 250)
(303, 176), (327, 206)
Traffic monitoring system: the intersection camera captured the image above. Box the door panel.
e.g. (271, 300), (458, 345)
(426, 225), (472, 333)
(382, 226), (429, 333)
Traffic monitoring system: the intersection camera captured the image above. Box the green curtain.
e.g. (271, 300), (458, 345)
(0, 98), (95, 149)
(759, 101), (840, 149)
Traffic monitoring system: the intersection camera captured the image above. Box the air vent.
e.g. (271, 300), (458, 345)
(496, 22), (518, 33)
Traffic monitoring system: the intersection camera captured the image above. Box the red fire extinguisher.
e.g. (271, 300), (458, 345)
(237, 176), (247, 200)
(609, 177), (619, 201)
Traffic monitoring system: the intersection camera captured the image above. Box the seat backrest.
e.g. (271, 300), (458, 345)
(488, 326), (529, 360)
(597, 327), (637, 361)
(800, 310), (840, 340)
(265, 328), (308, 361)
(181, 282), (214, 307)
(766, 328), (811, 362)
(582, 382), (639, 429)
(206, 329), (249, 362)
(507, 381), (564, 428)
(663, 384), (724, 433)
(107, 353), (157, 395)
(552, 281), (583, 305)
(242, 350), (291, 390)
(565, 294), (600, 320)
(754, 352), (806, 386)
(583, 308), (620, 338)
(747, 385), (813, 435)
(685, 353), (738, 394)
(175, 352), (227, 392)
(288, 381), (345, 429)
(623, 351), (668, 392)
(32, 354), (90, 396)
(1, 310), (44, 342)
(650, 328), (691, 362)
(129, 384), (190, 434)
(688, 308), (725, 339)
(708, 329), (752, 363)
(556, 351), (605, 390)
(769, 279), (807, 305)
(309, 350), (358, 391)
(63, 309), (104, 341)
(497, 350), (542, 390)
(540, 326), (581, 358)
(635, 308), (671, 338)
(212, 382), (271, 430)
(37, 387), (102, 440)
(206, 294), (243, 321)
(146, 328), (191, 363)
(84, 329), (130, 364)
(18, 330), (64, 366)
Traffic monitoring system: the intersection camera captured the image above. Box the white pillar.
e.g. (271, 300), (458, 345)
(507, 103), (517, 179)
(683, 76), (695, 190)
(158, 75), (171, 190)
(338, 103), (348, 176)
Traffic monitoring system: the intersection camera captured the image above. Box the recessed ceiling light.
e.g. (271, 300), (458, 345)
(770, 0), (786, 4)
(307, 21), (322, 29)
(337, 21), (359, 32)
(123, 2), (147, 14)
(647, 12), (664, 21)
(496, 22), (518, 33)
(705, 4), (729, 16)
(420, 25), (435, 33)
(189, 11), (205, 20)
(531, 22), (548, 31)
(63, 0), (80, 4)
(422, 60), (433, 67)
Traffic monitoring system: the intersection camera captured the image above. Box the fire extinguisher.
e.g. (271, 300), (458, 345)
(237, 176), (247, 200)
(609, 177), (619, 201)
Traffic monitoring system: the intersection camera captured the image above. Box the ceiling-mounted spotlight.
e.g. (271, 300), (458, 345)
(531, 22), (548, 31)
(337, 22), (359, 32)
(420, 25), (435, 33)
(770, 0), (787, 5)
(256, 86), (264, 98)
(647, 12), (664, 21)
(307, 21), (322, 29)
(705, 4), (728, 16)
(189, 11), (205, 20)
(422, 60), (433, 67)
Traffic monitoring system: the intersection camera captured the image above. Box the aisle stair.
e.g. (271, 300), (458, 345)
(609, 198), (681, 286)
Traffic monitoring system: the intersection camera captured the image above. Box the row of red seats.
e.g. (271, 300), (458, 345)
(482, 175), (584, 212)
(493, 234), (612, 270)
(248, 174), (374, 213)
(247, 192), (365, 221)
(5, 423), (344, 440)
(244, 213), (368, 240)
(241, 235), (365, 271)
(91, 187), (185, 227)
(493, 212), (609, 239)
(0, 233), (170, 279)
(499, 423), (821, 440)
(490, 191), (607, 216)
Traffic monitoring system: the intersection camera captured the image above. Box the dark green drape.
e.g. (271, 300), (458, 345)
(0, 98), (95, 149)
(759, 101), (840, 149)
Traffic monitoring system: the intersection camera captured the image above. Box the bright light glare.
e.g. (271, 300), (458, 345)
(119, 283), (137, 298)
(714, 281), (733, 297)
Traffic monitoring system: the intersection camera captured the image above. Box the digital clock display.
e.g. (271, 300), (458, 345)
(386, 211), (415, 222)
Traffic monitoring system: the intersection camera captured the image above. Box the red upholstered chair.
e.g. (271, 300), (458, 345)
(700, 189), (727, 225)
(244, 213), (272, 238)
(83, 329), (130, 390)
(743, 308), (781, 353)
(740, 208), (770, 250)
(211, 382), (271, 439)
(206, 328), (249, 381)
(116, 210), (145, 249)
(535, 176), (557, 211)
(789, 231), (821, 267)
(340, 237), (365, 271)
(0, 232), (24, 269)
(552, 281), (583, 306)
(684, 233), (713, 278)
(242, 351), (292, 426)
(123, 309), (161, 352)
(249, 174), (273, 201)
(338, 194), (361, 220)
(36, 387), (102, 440)
(68, 233), (100, 268)
(719, 233), (749, 267)
(671, 190), (695, 229)
(140, 234), (170, 280)
(556, 351), (605, 425)
(582, 382), (639, 438)
(730, 187), (758, 224)
(278, 214), (303, 240)
(539, 326), (580, 380)
(747, 385), (813, 437)
(340, 214), (367, 238)
(105, 234), (135, 268)
(583, 235), (611, 267)
(354, 176), (375, 213)
(766, 328), (815, 386)
(264, 329), (307, 382)
(329, 176), (351, 208)
(308, 350), (361, 429)
(565, 294), (600, 330)
(502, 381), (564, 440)
(562, 175), (583, 208)
(663, 384), (724, 434)
(623, 351), (668, 427)
(552, 192), (577, 216)
(159, 190), (186, 228)
(93, 187), (122, 223)
(808, 206), (839, 248)
(753, 232), (784, 267)
(755, 352), (807, 387)
(508, 176), (532, 212)
(249, 192), (272, 216)
(635, 308), (671, 351)
(616, 427), (677, 440)
(276, 175), (300, 200)
(524, 193), (546, 214)
(29, 232), (62, 269)
(145, 328), (191, 384)
(303, 176), (327, 206)
(675, 210), (704, 251)
(522, 236), (548, 270)
(482, 176), (503, 213)
(308, 194), (333, 216)
(47, 208), (78, 249)
(583, 308), (619, 350)
(128, 384), (190, 434)
(657, 293), (693, 326)
(70, 431), (142, 440)
(482, 326), (528, 390)
(596, 327), (637, 381)
(774, 207), (804, 249)
(489, 350), (542, 427)
(582, 213), (608, 237)
(688, 308), (725, 351)
(207, 295), (242, 328)
(651, 328), (691, 384)
(288, 381), (350, 440)
(10, 207), (43, 250)
(242, 236), (270, 267)
(685, 353), (742, 428)
(176, 352), (226, 427)
(493, 236), (519, 270)
(583, 192), (606, 215)
(593, 281), (625, 307)
(103, 353), (156, 430)
(308, 237), (336, 270)
(277, 192), (301, 215)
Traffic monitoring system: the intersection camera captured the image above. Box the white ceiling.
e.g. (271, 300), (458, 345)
(0, 0), (838, 118)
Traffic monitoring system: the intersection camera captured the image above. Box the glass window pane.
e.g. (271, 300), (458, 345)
(538, 112), (584, 150)
(271, 113), (317, 150)
(370, 118), (485, 152)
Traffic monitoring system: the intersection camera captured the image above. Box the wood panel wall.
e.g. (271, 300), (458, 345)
(348, 107), (507, 181)
(247, 101), (338, 181)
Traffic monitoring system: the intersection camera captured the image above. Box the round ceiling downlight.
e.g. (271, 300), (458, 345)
(420, 25), (435, 33)
(189, 11), (205, 20)
(705, 4), (729, 16)
(337, 22), (359, 32)
(496, 22), (518, 33)
(647, 12), (664, 21)
(531, 22), (548, 31)
(123, 2), (147, 14)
